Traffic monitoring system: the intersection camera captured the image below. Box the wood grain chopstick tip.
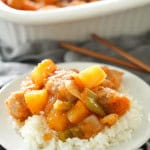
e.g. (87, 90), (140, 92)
(60, 41), (149, 73)
(92, 34), (150, 73)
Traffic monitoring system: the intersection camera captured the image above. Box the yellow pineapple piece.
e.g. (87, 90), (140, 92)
(47, 110), (70, 131)
(25, 89), (48, 114)
(31, 59), (56, 87)
(78, 65), (106, 89)
(67, 100), (90, 124)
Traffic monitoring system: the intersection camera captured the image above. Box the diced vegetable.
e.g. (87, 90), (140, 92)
(31, 59), (56, 87)
(53, 100), (73, 111)
(100, 113), (119, 126)
(72, 74), (85, 90)
(86, 98), (105, 116)
(21, 76), (40, 92)
(57, 82), (77, 101)
(24, 89), (48, 114)
(46, 78), (77, 101)
(69, 126), (83, 138)
(80, 115), (103, 139)
(44, 98), (56, 116)
(58, 126), (83, 141)
(78, 65), (106, 89)
(65, 80), (81, 99)
(47, 110), (70, 131)
(67, 101), (90, 124)
(81, 88), (105, 116)
(58, 129), (73, 142)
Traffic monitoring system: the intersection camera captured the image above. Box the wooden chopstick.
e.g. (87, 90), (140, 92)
(60, 41), (148, 73)
(92, 34), (150, 73)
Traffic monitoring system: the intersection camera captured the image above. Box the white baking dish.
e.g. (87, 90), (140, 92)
(0, 0), (150, 49)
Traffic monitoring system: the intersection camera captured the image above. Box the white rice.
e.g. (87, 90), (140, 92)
(19, 98), (142, 150)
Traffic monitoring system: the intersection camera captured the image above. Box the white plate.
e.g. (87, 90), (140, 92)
(0, 62), (150, 150)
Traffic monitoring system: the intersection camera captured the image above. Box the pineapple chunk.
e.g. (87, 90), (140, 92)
(78, 65), (106, 89)
(100, 113), (119, 126)
(67, 100), (90, 124)
(47, 110), (70, 131)
(53, 100), (72, 111)
(31, 59), (56, 87)
(25, 89), (48, 114)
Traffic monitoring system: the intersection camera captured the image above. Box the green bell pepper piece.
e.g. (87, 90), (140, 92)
(85, 88), (105, 116)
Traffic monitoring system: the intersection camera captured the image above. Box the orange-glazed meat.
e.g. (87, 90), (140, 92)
(5, 91), (31, 121)
(102, 66), (123, 90)
(21, 76), (40, 92)
(103, 95), (130, 115)
(94, 87), (130, 116)
(45, 69), (78, 101)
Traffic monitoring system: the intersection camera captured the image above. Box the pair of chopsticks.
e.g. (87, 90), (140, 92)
(59, 34), (150, 74)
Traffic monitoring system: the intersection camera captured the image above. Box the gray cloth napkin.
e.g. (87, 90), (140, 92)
(0, 32), (150, 150)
